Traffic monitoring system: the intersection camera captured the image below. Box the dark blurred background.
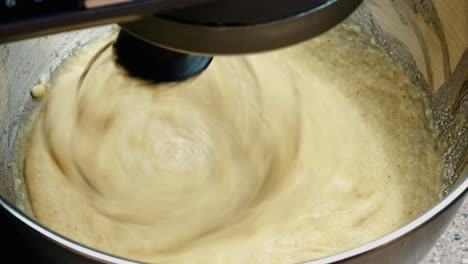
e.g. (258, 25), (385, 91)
(0, 208), (42, 262)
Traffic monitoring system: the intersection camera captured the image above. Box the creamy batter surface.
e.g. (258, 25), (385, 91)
(25, 26), (443, 263)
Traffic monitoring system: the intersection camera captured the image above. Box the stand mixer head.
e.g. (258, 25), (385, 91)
(1, 0), (363, 82)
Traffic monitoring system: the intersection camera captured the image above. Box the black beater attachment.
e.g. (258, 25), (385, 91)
(113, 30), (213, 83)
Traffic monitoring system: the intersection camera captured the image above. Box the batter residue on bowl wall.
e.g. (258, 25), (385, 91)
(25, 25), (443, 263)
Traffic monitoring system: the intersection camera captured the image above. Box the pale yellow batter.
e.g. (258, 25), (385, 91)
(25, 26), (443, 263)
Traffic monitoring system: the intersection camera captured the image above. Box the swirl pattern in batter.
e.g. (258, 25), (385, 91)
(25, 25), (443, 263)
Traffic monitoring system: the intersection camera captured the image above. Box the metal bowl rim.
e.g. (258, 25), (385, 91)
(0, 174), (466, 264)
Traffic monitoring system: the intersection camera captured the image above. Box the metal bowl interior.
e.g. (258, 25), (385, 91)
(0, 0), (466, 263)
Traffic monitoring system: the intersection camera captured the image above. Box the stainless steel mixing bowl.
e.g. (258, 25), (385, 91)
(0, 0), (466, 263)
